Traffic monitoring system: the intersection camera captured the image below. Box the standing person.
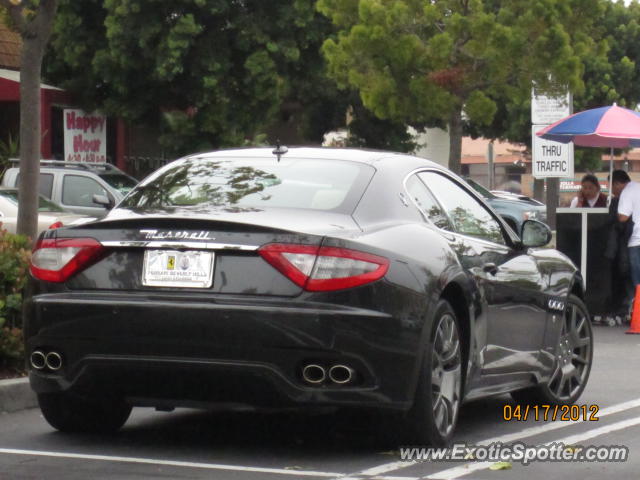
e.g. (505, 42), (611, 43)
(606, 170), (633, 324)
(617, 173), (640, 292)
(570, 174), (608, 208)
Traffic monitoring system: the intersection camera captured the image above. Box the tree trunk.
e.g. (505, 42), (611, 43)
(11, 0), (59, 242)
(448, 108), (463, 174)
(16, 37), (44, 241)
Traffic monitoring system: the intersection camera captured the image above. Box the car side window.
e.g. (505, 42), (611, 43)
(62, 175), (108, 207)
(418, 172), (506, 245)
(15, 173), (54, 199)
(405, 175), (453, 230)
(40, 173), (54, 198)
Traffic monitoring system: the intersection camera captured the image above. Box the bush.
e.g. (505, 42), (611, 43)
(0, 227), (30, 372)
(0, 134), (19, 180)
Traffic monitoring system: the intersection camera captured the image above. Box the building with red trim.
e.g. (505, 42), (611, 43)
(0, 21), (128, 171)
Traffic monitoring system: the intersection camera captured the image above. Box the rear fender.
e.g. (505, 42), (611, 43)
(408, 269), (478, 405)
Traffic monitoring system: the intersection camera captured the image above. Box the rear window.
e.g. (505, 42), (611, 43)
(121, 157), (375, 213)
(98, 173), (137, 195)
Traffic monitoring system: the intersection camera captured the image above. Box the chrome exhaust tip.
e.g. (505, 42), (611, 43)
(302, 364), (326, 384)
(30, 350), (46, 370)
(328, 364), (354, 384)
(45, 351), (63, 371)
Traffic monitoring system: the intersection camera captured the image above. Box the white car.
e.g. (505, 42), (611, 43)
(0, 188), (93, 236)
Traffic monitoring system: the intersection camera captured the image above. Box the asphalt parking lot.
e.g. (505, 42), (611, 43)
(1, 324), (639, 480)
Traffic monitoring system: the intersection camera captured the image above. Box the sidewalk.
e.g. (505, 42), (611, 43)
(0, 377), (36, 413)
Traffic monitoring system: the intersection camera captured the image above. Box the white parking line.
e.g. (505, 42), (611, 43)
(0, 448), (344, 477)
(428, 414), (640, 479)
(343, 397), (640, 479)
(5, 399), (640, 479)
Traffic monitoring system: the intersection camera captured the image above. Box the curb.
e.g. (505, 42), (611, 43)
(0, 377), (37, 413)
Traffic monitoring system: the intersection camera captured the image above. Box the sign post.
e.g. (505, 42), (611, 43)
(531, 89), (572, 230)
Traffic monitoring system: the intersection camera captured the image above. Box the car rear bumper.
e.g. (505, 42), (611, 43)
(25, 291), (424, 410)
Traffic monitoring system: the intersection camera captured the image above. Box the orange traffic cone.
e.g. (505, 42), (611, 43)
(626, 285), (640, 334)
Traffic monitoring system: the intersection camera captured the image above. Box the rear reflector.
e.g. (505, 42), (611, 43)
(30, 237), (105, 283)
(259, 243), (389, 291)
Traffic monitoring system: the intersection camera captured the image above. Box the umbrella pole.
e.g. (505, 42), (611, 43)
(609, 146), (614, 205)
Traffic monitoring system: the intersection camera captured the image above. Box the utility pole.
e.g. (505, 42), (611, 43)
(487, 141), (495, 190)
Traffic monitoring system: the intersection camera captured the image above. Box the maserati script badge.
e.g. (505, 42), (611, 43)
(139, 229), (215, 240)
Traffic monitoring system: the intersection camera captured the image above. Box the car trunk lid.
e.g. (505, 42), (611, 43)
(45, 208), (361, 296)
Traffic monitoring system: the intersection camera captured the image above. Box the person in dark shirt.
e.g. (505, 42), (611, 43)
(605, 170), (633, 325)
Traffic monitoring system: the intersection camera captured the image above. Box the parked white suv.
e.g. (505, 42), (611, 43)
(2, 161), (138, 216)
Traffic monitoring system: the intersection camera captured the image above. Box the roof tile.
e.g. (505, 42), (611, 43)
(0, 21), (21, 69)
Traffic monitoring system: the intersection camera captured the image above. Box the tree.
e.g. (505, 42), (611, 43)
(0, 0), (58, 241)
(317, 0), (605, 174)
(346, 100), (417, 152)
(468, 1), (640, 172)
(45, 0), (348, 155)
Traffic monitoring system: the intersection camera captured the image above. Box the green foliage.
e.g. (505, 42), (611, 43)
(45, 0), (346, 155)
(0, 228), (30, 329)
(0, 229), (30, 370)
(574, 148), (606, 173)
(346, 102), (417, 152)
(318, 0), (606, 172)
(0, 134), (19, 180)
(0, 327), (24, 365)
(465, 91), (498, 126)
(468, 1), (640, 151)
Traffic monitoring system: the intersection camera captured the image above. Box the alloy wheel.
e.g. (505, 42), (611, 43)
(430, 312), (462, 437)
(548, 300), (592, 402)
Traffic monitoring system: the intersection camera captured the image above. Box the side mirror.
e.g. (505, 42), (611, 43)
(92, 194), (114, 209)
(520, 220), (552, 248)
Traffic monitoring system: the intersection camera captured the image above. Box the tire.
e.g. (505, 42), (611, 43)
(38, 392), (132, 433)
(511, 294), (593, 405)
(405, 299), (463, 446)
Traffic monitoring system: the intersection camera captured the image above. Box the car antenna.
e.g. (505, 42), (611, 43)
(272, 140), (288, 162)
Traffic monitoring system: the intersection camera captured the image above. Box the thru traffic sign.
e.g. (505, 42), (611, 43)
(532, 126), (574, 179)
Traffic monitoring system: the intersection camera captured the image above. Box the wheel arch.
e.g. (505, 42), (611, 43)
(569, 272), (586, 300)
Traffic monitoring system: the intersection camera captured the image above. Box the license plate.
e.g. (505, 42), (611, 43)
(142, 250), (214, 288)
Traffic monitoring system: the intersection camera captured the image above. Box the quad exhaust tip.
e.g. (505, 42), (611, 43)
(45, 352), (63, 371)
(328, 364), (354, 384)
(302, 363), (356, 385)
(30, 350), (46, 370)
(302, 364), (326, 384)
(30, 350), (63, 371)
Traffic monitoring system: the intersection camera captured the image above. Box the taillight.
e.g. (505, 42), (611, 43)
(30, 237), (105, 283)
(48, 221), (64, 229)
(259, 243), (389, 291)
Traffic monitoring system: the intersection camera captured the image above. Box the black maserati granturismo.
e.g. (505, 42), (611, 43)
(25, 147), (593, 445)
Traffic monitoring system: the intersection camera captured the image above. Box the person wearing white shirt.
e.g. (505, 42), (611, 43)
(617, 174), (640, 286)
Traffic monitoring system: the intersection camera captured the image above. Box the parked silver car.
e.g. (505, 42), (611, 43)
(0, 188), (92, 236)
(464, 178), (547, 233)
(1, 161), (138, 216)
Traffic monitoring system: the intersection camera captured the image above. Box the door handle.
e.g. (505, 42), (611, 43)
(483, 263), (498, 275)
